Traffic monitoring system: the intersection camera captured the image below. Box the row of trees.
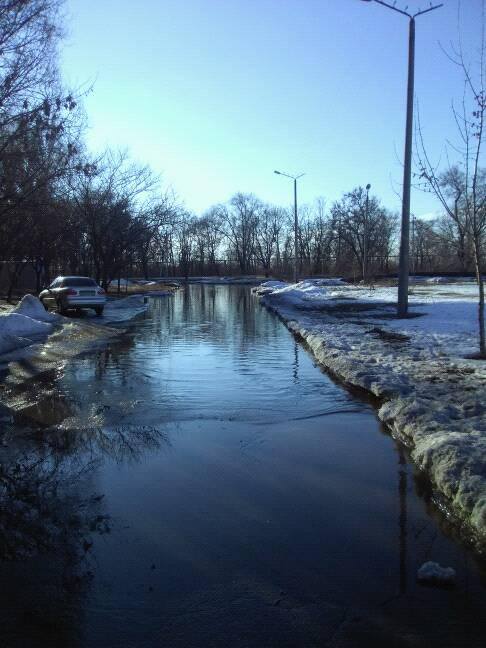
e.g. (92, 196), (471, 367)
(0, 2), (484, 297)
(0, 0), (188, 297)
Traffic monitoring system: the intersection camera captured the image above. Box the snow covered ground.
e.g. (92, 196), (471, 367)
(0, 295), (60, 357)
(185, 276), (265, 285)
(0, 294), (150, 361)
(253, 279), (486, 543)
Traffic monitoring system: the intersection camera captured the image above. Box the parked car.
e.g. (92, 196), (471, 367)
(39, 276), (106, 315)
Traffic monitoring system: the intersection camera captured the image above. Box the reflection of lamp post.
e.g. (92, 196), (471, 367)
(398, 447), (408, 595)
(274, 170), (305, 283)
(360, 0), (442, 316)
(363, 183), (371, 282)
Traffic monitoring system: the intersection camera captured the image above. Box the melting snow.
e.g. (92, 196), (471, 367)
(254, 279), (486, 541)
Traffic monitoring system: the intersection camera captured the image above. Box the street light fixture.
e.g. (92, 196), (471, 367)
(360, 0), (442, 316)
(274, 170), (305, 283)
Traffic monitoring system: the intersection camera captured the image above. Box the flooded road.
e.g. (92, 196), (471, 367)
(1, 285), (486, 647)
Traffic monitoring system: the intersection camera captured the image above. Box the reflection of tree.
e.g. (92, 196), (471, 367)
(91, 332), (137, 383)
(45, 423), (169, 464)
(0, 444), (107, 646)
(0, 448), (108, 560)
(0, 422), (167, 645)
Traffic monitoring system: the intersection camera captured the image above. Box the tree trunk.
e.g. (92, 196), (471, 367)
(7, 263), (24, 303)
(472, 240), (485, 357)
(479, 277), (485, 358)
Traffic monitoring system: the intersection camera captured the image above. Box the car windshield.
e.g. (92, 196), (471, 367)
(61, 278), (97, 287)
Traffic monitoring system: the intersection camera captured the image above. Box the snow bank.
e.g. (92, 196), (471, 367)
(0, 312), (52, 337)
(254, 280), (486, 542)
(256, 280), (288, 295)
(0, 296), (58, 357)
(13, 294), (59, 323)
(105, 295), (147, 310)
(0, 293), (150, 358)
(0, 333), (33, 356)
(108, 278), (135, 287)
(98, 294), (149, 324)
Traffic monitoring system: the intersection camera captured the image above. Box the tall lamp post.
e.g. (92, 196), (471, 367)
(274, 170), (305, 283)
(360, 0), (442, 316)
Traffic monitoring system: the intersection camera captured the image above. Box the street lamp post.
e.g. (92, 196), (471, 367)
(274, 170), (305, 283)
(360, 0), (442, 316)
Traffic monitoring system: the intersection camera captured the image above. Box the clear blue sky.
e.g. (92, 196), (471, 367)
(60, 0), (482, 218)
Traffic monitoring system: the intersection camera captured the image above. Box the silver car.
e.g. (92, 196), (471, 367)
(39, 276), (107, 316)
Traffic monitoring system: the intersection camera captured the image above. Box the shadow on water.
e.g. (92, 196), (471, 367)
(0, 420), (169, 648)
(0, 284), (486, 647)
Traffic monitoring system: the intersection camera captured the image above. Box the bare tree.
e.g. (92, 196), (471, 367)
(217, 193), (260, 274)
(416, 2), (486, 356)
(331, 187), (397, 280)
(69, 150), (159, 288)
(254, 205), (284, 277)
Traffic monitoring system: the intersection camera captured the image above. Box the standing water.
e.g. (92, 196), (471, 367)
(1, 285), (486, 647)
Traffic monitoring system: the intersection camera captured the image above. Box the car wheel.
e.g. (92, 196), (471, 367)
(95, 306), (104, 316)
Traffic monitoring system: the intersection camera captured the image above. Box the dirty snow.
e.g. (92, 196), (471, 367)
(253, 279), (486, 542)
(13, 294), (60, 323)
(97, 295), (149, 323)
(108, 278), (136, 287)
(0, 295), (58, 356)
(0, 294), (152, 359)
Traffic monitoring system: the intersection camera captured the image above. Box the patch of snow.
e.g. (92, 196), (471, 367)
(0, 296), (58, 358)
(106, 295), (147, 310)
(426, 276), (453, 284)
(93, 294), (149, 324)
(309, 278), (345, 286)
(261, 280), (288, 288)
(13, 294), (59, 323)
(0, 333), (33, 356)
(256, 280), (288, 295)
(108, 278), (135, 287)
(0, 312), (53, 337)
(417, 561), (456, 585)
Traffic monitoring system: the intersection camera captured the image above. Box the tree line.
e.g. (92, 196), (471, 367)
(0, 0), (484, 301)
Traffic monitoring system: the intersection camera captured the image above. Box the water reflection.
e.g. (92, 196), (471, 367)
(398, 447), (408, 595)
(0, 417), (169, 646)
(0, 440), (106, 646)
(1, 285), (486, 646)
